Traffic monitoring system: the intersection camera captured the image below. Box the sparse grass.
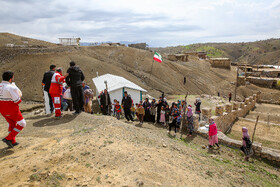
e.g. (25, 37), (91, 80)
(85, 163), (91, 168)
(167, 134), (280, 186)
(71, 127), (94, 136)
(206, 170), (214, 177)
(29, 173), (40, 182)
(29, 171), (65, 186)
(103, 140), (114, 145)
(80, 152), (91, 156)
(96, 176), (101, 183)
(196, 46), (225, 58)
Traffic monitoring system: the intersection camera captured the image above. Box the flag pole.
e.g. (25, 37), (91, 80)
(149, 58), (154, 80)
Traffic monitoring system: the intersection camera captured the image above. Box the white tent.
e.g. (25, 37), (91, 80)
(92, 74), (147, 104)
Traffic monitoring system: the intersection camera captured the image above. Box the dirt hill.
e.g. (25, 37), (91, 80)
(0, 33), (57, 47)
(0, 37), (238, 101)
(0, 33), (279, 103)
(0, 109), (279, 186)
(153, 38), (280, 65)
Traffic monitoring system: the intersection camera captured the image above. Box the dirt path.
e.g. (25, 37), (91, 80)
(0, 111), (279, 186)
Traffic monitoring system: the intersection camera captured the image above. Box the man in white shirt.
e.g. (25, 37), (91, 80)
(0, 71), (26, 148)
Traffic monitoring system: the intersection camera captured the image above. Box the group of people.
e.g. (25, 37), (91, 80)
(0, 66), (254, 161)
(98, 91), (203, 137)
(42, 62), (93, 118)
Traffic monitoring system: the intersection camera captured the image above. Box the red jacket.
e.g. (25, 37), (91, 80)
(115, 105), (121, 113)
(209, 123), (218, 136)
(49, 72), (65, 95)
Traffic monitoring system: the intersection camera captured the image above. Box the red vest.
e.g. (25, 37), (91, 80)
(49, 72), (65, 95)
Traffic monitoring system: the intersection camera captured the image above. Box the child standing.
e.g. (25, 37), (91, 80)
(240, 127), (253, 161)
(208, 118), (219, 149)
(135, 103), (139, 120)
(168, 105), (180, 136)
(131, 103), (136, 119)
(187, 105), (194, 136)
(165, 105), (171, 126)
(176, 113), (182, 131)
(115, 101), (122, 120)
(112, 99), (117, 116)
(160, 106), (166, 126)
(137, 104), (145, 125)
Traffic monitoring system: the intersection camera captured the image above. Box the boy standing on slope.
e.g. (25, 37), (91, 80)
(0, 71), (26, 148)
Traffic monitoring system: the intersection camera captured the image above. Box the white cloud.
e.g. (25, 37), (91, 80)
(0, 0), (279, 46)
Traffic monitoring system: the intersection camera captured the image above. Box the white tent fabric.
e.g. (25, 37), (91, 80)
(92, 74), (147, 93)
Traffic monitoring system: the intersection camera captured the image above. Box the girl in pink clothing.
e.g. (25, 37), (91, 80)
(208, 118), (220, 149)
(160, 106), (166, 126)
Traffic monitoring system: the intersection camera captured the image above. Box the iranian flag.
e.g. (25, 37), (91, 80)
(153, 52), (162, 63)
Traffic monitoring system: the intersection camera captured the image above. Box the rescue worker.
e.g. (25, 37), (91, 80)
(0, 71), (26, 148)
(49, 68), (67, 118)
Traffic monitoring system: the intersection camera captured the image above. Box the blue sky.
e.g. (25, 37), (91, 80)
(0, 0), (280, 47)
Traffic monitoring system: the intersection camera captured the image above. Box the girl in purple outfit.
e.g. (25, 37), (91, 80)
(187, 105), (194, 136)
(240, 127), (253, 161)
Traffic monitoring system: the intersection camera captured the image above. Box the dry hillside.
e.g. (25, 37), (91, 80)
(0, 108), (279, 186)
(153, 38), (280, 65)
(0, 33), (279, 103)
(0, 33), (57, 47)
(0, 40), (237, 101)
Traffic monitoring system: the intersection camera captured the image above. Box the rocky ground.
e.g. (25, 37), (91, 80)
(0, 104), (279, 186)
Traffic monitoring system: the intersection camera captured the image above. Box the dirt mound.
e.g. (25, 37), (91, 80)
(0, 110), (279, 186)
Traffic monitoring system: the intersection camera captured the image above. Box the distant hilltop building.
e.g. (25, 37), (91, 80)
(59, 37), (81, 46)
(128, 43), (148, 50)
(167, 51), (207, 62)
(209, 58), (231, 70)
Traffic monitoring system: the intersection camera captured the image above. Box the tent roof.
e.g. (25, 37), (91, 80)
(92, 74), (147, 93)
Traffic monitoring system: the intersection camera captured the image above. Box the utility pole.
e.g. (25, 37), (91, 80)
(234, 65), (239, 101)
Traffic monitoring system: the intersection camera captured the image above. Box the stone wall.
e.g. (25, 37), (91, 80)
(202, 94), (257, 133)
(198, 93), (280, 163)
(197, 129), (280, 163)
(167, 54), (188, 62)
(246, 77), (280, 89)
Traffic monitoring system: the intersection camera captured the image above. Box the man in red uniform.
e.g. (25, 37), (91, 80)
(0, 71), (26, 148)
(49, 68), (67, 118)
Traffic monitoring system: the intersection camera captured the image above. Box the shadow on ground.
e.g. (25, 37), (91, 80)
(33, 114), (77, 127)
(0, 147), (14, 159)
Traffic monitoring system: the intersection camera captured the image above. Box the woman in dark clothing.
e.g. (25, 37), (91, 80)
(143, 98), (151, 122)
(194, 98), (201, 121)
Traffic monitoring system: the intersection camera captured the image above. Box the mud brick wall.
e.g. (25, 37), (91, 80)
(181, 114), (200, 132)
(212, 95), (257, 133)
(197, 129), (280, 163)
(202, 108), (212, 121)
